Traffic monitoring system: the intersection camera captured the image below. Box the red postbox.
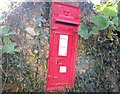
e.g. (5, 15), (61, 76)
(46, 2), (80, 91)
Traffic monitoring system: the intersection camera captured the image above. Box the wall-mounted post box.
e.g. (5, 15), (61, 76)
(46, 2), (80, 91)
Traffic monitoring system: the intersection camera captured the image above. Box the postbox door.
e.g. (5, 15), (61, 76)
(46, 31), (76, 90)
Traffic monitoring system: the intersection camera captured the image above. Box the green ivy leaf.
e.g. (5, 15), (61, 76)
(91, 15), (109, 30)
(102, 7), (117, 17)
(3, 43), (17, 53)
(3, 37), (12, 44)
(0, 26), (9, 36)
(78, 23), (90, 40)
(93, 3), (105, 12)
(0, 26), (16, 37)
(90, 27), (100, 35)
(0, 46), (2, 51)
(111, 17), (118, 25)
(110, 17), (120, 32)
(102, 3), (117, 17)
(115, 26), (120, 32)
(14, 48), (21, 52)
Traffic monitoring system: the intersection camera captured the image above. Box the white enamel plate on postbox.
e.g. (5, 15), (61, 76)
(58, 35), (68, 56)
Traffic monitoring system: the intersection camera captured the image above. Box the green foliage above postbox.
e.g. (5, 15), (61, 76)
(78, 2), (119, 40)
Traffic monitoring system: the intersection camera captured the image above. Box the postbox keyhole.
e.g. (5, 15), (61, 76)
(56, 59), (62, 65)
(56, 60), (59, 64)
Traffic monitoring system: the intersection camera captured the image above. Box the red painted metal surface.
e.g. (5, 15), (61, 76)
(46, 2), (80, 91)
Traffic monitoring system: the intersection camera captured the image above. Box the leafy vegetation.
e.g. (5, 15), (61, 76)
(78, 2), (119, 39)
(1, 2), (49, 92)
(0, 26), (20, 53)
(74, 2), (120, 92)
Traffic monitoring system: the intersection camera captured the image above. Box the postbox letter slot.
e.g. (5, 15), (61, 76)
(55, 21), (78, 26)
